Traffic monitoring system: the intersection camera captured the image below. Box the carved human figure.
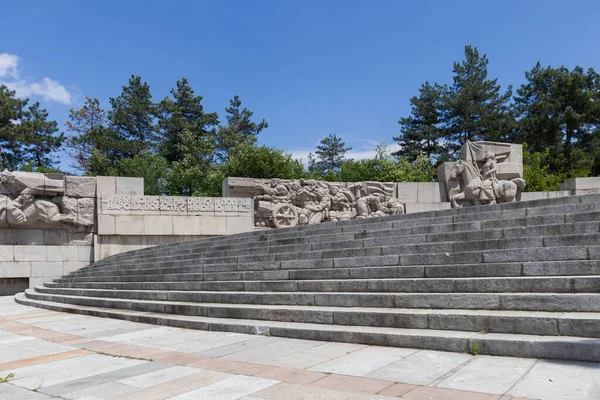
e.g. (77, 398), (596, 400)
(479, 149), (498, 204)
(298, 187), (332, 225)
(329, 186), (352, 211)
(0, 169), (82, 225)
(385, 197), (404, 215)
(355, 193), (390, 219)
(256, 178), (289, 201)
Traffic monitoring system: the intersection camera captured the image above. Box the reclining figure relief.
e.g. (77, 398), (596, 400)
(0, 169), (92, 227)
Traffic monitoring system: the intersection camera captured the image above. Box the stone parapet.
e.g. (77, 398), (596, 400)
(560, 177), (600, 195)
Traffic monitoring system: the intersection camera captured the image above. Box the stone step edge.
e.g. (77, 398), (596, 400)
(75, 244), (600, 277)
(78, 225), (600, 273)
(14, 292), (600, 363)
(90, 211), (600, 266)
(63, 260), (600, 282)
(51, 274), (600, 285)
(32, 285), (600, 312)
(27, 288), (600, 321)
(23, 289), (600, 338)
(93, 196), (600, 264)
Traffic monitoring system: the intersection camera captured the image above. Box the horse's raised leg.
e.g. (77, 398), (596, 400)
(451, 192), (466, 208)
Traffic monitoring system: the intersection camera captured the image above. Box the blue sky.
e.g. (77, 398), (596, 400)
(1, 0), (600, 173)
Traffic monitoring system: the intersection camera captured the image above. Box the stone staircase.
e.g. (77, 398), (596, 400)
(15, 194), (600, 362)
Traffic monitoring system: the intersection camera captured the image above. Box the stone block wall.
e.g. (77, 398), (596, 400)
(0, 245), (93, 288)
(560, 177), (600, 195)
(94, 194), (253, 260)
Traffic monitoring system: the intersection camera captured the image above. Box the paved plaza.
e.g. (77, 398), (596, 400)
(0, 296), (598, 400)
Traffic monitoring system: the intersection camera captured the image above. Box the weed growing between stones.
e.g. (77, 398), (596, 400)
(0, 373), (15, 384)
(96, 351), (153, 362)
(468, 343), (480, 356)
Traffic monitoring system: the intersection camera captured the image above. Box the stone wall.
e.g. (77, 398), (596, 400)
(0, 173), (254, 293)
(94, 194), (253, 260)
(560, 177), (600, 195)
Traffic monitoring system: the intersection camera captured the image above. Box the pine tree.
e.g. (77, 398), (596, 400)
(308, 134), (352, 178)
(108, 75), (157, 157)
(513, 63), (600, 174)
(442, 45), (513, 155)
(393, 82), (447, 162)
(0, 85), (28, 168)
(19, 102), (64, 169)
(214, 95), (268, 162)
(65, 96), (112, 173)
(157, 77), (219, 163)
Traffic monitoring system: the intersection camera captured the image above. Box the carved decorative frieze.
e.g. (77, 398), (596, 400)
(99, 195), (252, 216)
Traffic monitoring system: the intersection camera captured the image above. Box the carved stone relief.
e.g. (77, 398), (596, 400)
(253, 178), (403, 228)
(442, 141), (526, 208)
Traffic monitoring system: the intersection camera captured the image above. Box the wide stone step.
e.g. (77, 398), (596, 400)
(71, 241), (600, 282)
(22, 289), (600, 338)
(85, 206), (600, 270)
(34, 285), (600, 312)
(43, 275), (600, 293)
(56, 260), (600, 284)
(86, 197), (600, 268)
(15, 292), (600, 363)
(71, 221), (600, 277)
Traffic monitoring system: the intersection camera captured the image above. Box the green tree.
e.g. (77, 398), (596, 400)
(442, 45), (513, 155)
(0, 85), (27, 167)
(18, 102), (64, 169)
(157, 78), (219, 163)
(168, 129), (216, 196)
(224, 142), (305, 180)
(522, 144), (566, 192)
(341, 144), (435, 183)
(308, 134), (352, 179)
(215, 95), (268, 162)
(65, 96), (115, 174)
(513, 63), (600, 174)
(394, 82), (447, 162)
(110, 150), (170, 195)
(108, 75), (157, 158)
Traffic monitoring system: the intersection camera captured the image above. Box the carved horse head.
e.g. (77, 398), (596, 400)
(450, 159), (481, 186)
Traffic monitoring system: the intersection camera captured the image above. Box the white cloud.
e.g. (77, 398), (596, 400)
(5, 78), (72, 104)
(0, 53), (72, 104)
(0, 53), (19, 79)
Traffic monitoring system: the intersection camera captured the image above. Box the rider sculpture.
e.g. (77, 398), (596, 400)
(449, 147), (525, 208)
(479, 149), (498, 204)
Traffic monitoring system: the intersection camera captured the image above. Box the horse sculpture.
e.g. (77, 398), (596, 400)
(449, 159), (526, 208)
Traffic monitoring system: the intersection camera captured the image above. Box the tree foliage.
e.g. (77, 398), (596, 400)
(442, 45), (513, 152)
(108, 75), (157, 158)
(215, 95), (268, 162)
(341, 144), (435, 183)
(0, 85), (27, 167)
(394, 82), (446, 162)
(224, 142), (305, 180)
(308, 134), (352, 179)
(65, 96), (111, 174)
(512, 63), (600, 175)
(157, 78), (219, 163)
(395, 45), (513, 161)
(0, 86), (63, 169)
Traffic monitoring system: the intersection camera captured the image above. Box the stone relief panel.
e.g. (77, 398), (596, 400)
(253, 178), (403, 228)
(0, 170), (95, 245)
(99, 195), (252, 217)
(437, 141), (526, 208)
